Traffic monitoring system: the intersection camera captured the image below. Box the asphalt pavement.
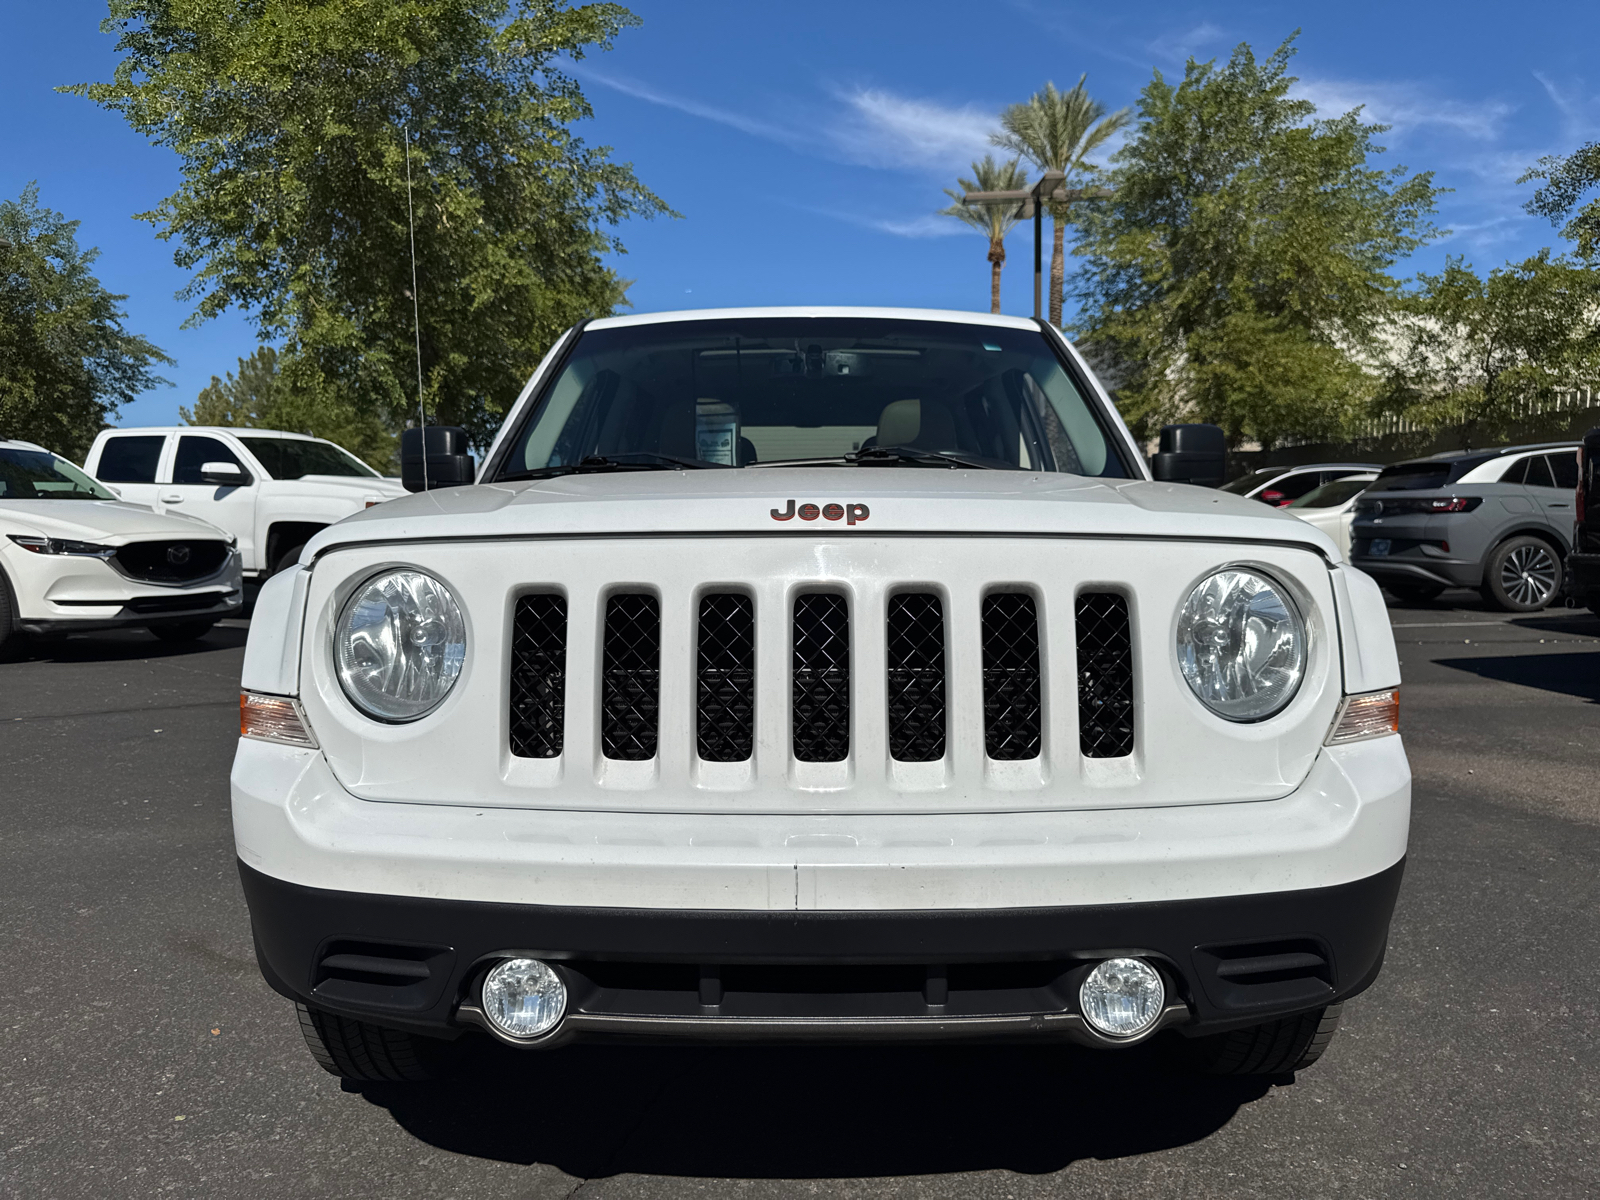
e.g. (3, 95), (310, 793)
(2, 594), (1597, 1198)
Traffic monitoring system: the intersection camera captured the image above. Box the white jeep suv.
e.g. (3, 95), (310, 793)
(0, 439), (242, 648)
(83, 426), (406, 580)
(233, 309), (1408, 1081)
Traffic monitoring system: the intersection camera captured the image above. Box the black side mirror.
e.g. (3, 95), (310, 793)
(200, 461), (251, 486)
(401, 426), (476, 493)
(1150, 423), (1227, 488)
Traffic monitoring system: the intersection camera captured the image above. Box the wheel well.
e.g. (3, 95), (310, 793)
(1494, 526), (1568, 560)
(266, 522), (326, 569)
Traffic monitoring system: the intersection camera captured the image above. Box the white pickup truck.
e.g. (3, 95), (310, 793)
(83, 427), (406, 580)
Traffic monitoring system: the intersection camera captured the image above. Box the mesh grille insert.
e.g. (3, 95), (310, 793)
(982, 592), (1041, 760)
(886, 593), (946, 762)
(792, 594), (850, 762)
(509, 594), (567, 758)
(698, 593), (755, 762)
(602, 593), (661, 761)
(1076, 592), (1135, 758)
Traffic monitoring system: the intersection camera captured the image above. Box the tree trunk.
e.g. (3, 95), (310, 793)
(989, 238), (1005, 315)
(1050, 211), (1066, 327)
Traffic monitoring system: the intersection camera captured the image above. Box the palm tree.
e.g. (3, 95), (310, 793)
(940, 155), (1030, 314)
(992, 76), (1130, 327)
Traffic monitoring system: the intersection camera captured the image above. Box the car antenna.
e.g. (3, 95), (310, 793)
(405, 123), (428, 490)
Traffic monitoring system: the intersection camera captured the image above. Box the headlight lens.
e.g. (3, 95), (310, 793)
(1176, 568), (1306, 721)
(335, 569), (466, 721)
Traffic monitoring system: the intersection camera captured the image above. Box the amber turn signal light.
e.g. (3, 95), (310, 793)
(1325, 689), (1399, 745)
(240, 691), (318, 748)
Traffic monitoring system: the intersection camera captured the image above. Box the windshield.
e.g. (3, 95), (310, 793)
(494, 318), (1132, 477)
(1290, 477), (1374, 509)
(0, 447), (118, 500)
(239, 437), (377, 479)
(1219, 468), (1281, 495)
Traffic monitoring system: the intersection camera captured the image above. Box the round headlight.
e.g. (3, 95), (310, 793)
(1176, 568), (1306, 721)
(335, 569), (466, 721)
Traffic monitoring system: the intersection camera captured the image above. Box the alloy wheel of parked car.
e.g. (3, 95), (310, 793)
(1483, 536), (1562, 612)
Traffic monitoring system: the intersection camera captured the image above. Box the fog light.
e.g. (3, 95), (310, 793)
(1079, 957), (1166, 1039)
(481, 958), (566, 1040)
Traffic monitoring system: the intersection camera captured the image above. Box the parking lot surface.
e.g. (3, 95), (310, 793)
(2, 596), (1598, 1198)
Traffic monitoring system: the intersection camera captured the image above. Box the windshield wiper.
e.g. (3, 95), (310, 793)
(848, 446), (1000, 470)
(499, 452), (728, 482)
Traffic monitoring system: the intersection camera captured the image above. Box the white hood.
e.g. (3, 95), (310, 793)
(0, 499), (230, 544)
(303, 469), (1341, 559)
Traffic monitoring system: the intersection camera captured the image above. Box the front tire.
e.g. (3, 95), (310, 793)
(271, 543), (307, 578)
(295, 1003), (433, 1082)
(1481, 536), (1562, 612)
(1174, 1003), (1343, 1075)
(149, 620), (217, 643)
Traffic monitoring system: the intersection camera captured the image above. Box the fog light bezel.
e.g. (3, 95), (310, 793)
(1076, 956), (1168, 1042)
(478, 957), (568, 1043)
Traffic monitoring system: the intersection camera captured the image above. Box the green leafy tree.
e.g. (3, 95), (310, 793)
(1381, 252), (1600, 446)
(66, 0), (674, 447)
(0, 184), (171, 461)
(181, 345), (396, 470)
(1072, 36), (1443, 449)
(992, 77), (1129, 328)
(1522, 142), (1600, 260)
(940, 155), (1030, 314)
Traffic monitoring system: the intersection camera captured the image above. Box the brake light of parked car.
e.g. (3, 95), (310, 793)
(1259, 489), (1288, 506)
(1358, 497), (1483, 517)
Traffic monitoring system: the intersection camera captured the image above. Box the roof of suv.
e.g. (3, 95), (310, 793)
(1406, 442), (1580, 464)
(588, 305), (1042, 331)
(97, 427), (328, 441)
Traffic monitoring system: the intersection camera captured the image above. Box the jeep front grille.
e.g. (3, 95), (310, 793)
(886, 593), (946, 762)
(505, 580), (1143, 771)
(510, 594), (567, 759)
(792, 593), (850, 762)
(981, 593), (1042, 761)
(697, 593), (755, 762)
(601, 593), (660, 761)
(1076, 592), (1134, 758)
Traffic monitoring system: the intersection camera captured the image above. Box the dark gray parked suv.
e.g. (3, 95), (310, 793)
(1350, 443), (1579, 611)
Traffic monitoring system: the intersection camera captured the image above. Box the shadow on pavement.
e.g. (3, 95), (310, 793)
(1508, 609), (1600, 637)
(358, 1037), (1271, 1178)
(1436, 650), (1600, 702)
(1, 624), (248, 665)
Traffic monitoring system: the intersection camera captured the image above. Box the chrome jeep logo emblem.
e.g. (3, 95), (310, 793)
(770, 499), (870, 525)
(166, 545), (192, 565)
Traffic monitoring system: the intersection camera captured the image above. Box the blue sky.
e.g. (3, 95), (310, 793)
(5, 0), (1599, 434)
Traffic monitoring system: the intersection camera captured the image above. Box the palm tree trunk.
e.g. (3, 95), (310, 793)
(989, 239), (1005, 314)
(1049, 211), (1066, 327)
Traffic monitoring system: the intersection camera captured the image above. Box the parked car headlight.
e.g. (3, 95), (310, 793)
(1176, 569), (1306, 721)
(334, 569), (466, 722)
(8, 535), (117, 559)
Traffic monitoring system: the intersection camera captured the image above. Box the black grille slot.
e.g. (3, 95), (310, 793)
(1194, 938), (1335, 1012)
(1076, 592), (1134, 757)
(602, 593), (661, 761)
(981, 592), (1041, 760)
(122, 592), (230, 614)
(510, 594), (567, 758)
(792, 594), (850, 762)
(886, 593), (946, 762)
(311, 940), (454, 1012)
(113, 539), (229, 583)
(698, 593), (754, 762)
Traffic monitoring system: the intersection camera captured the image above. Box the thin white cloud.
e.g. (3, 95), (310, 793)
(829, 87), (999, 170)
(1533, 71), (1600, 140)
(1293, 77), (1512, 142)
(868, 214), (968, 239)
(1147, 22), (1227, 64)
(573, 66), (805, 148)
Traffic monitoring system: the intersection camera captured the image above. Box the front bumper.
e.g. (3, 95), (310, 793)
(17, 588), (242, 634)
(242, 857), (1404, 1045)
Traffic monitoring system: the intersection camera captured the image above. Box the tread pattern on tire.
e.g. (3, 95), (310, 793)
(296, 1002), (431, 1082)
(1188, 1002), (1343, 1075)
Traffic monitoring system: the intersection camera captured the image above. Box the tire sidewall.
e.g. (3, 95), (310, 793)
(1484, 535), (1563, 612)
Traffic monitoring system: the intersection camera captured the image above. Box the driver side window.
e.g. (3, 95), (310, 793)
(173, 436), (246, 484)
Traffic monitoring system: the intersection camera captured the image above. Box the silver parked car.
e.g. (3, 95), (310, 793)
(1350, 442), (1579, 611)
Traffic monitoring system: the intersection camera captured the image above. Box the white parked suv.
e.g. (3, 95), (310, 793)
(83, 427), (406, 580)
(0, 439), (243, 649)
(233, 308), (1408, 1082)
